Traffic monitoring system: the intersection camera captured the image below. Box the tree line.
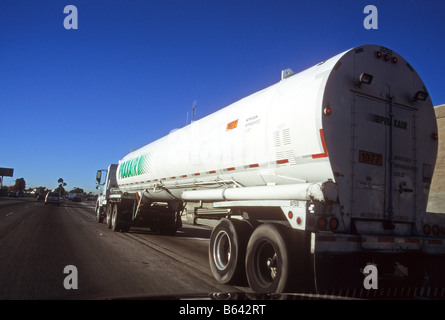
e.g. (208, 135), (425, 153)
(1, 177), (87, 196)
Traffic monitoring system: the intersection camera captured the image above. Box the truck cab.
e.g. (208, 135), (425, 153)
(95, 164), (118, 223)
(95, 164), (181, 234)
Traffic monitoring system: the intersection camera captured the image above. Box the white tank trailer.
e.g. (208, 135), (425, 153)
(95, 44), (445, 295)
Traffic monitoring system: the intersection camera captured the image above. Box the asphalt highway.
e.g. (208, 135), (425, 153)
(0, 197), (246, 300)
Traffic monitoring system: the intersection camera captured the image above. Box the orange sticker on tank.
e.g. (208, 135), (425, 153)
(226, 120), (238, 130)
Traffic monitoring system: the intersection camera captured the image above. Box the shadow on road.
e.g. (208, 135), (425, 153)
(62, 201), (95, 209)
(127, 224), (212, 240)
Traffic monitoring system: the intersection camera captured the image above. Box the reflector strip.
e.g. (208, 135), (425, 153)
(119, 150), (328, 187)
(312, 129), (328, 159)
(319, 236), (337, 242)
(317, 235), (411, 243)
(378, 238), (395, 243)
(404, 238), (420, 243)
(316, 235), (441, 246)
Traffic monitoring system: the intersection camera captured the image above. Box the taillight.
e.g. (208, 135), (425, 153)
(288, 211), (303, 226)
(296, 217), (302, 225)
(433, 225), (440, 236)
(376, 51), (398, 64)
(317, 217), (327, 230)
(329, 218), (339, 230)
(424, 224), (431, 235)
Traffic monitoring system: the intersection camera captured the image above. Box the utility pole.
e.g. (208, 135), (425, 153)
(191, 100), (197, 122)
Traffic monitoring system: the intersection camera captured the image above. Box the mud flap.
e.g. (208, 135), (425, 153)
(312, 252), (433, 298)
(424, 255), (445, 289)
(312, 254), (363, 294)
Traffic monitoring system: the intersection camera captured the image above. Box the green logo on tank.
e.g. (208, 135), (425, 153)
(118, 153), (151, 179)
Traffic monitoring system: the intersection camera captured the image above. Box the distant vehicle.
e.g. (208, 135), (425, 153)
(72, 194), (82, 202)
(37, 193), (45, 201)
(16, 190), (25, 197)
(8, 191), (17, 198)
(45, 192), (61, 205)
(68, 192), (82, 201)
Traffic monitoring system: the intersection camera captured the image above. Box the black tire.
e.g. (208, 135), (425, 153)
(111, 204), (119, 231)
(105, 204), (112, 229)
(209, 218), (253, 285)
(111, 204), (123, 232)
(158, 211), (178, 236)
(111, 204), (131, 232)
(245, 223), (296, 293)
(95, 202), (104, 223)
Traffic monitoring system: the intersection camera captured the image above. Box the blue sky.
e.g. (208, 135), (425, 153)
(1, 0), (444, 193)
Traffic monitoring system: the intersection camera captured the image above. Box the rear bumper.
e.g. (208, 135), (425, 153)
(310, 233), (445, 293)
(311, 232), (445, 255)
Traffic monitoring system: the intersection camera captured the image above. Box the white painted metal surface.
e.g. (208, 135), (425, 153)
(116, 49), (342, 198)
(182, 183), (325, 202)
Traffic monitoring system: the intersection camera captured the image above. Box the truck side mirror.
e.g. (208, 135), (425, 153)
(96, 170), (102, 185)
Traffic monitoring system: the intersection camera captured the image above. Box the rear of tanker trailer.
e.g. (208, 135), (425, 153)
(207, 44), (445, 294)
(308, 44), (445, 294)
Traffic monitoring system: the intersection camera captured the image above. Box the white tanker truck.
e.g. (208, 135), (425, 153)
(95, 44), (445, 294)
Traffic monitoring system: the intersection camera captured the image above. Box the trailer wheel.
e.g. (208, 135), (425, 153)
(209, 218), (252, 285)
(95, 202), (104, 223)
(105, 204), (112, 229)
(111, 204), (119, 231)
(245, 223), (296, 293)
(111, 204), (132, 232)
(111, 204), (125, 232)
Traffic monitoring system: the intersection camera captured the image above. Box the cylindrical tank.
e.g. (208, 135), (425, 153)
(116, 44), (437, 214)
